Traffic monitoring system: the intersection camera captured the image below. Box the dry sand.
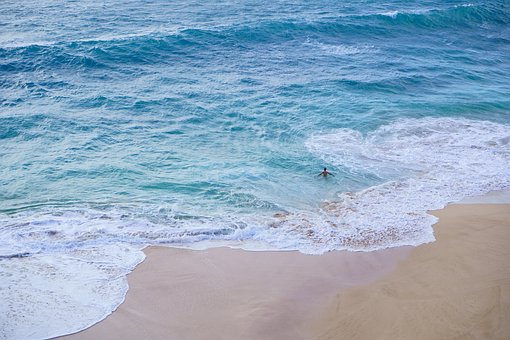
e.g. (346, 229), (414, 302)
(65, 204), (510, 340)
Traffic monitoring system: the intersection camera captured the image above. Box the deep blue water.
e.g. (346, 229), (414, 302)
(1, 1), (510, 337)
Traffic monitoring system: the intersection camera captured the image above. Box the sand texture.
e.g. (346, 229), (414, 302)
(65, 204), (510, 340)
(312, 204), (510, 340)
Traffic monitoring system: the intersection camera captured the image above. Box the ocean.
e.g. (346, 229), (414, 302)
(1, 0), (509, 338)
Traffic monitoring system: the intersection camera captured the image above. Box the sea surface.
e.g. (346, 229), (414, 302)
(1, 0), (509, 338)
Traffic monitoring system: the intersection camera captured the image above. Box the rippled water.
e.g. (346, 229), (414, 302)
(1, 0), (509, 338)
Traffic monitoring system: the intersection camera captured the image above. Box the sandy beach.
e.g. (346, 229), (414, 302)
(65, 203), (510, 340)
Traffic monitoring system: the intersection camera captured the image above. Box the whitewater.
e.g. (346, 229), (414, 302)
(1, 0), (509, 338)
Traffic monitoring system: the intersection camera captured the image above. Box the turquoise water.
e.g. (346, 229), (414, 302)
(1, 0), (510, 337)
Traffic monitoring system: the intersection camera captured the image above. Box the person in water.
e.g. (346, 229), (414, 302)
(318, 167), (334, 177)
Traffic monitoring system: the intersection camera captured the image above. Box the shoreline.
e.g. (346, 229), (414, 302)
(63, 202), (510, 339)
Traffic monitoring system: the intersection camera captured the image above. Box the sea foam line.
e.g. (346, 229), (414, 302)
(295, 117), (510, 252)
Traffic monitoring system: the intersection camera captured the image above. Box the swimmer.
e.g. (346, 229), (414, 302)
(318, 167), (334, 177)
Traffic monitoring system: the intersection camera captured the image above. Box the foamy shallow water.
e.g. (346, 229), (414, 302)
(457, 190), (510, 204)
(2, 118), (508, 257)
(0, 245), (144, 339)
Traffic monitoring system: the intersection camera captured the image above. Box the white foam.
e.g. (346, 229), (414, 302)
(0, 27), (177, 49)
(0, 244), (144, 339)
(303, 39), (372, 57)
(294, 117), (510, 253)
(376, 7), (434, 18)
(380, 10), (400, 18)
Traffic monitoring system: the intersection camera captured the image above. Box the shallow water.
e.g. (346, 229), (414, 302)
(1, 0), (509, 338)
